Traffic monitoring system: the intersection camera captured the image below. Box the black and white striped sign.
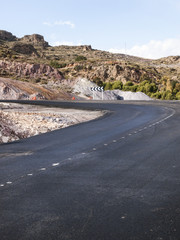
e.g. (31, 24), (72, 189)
(90, 86), (104, 92)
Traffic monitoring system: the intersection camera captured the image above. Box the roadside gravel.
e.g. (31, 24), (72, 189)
(0, 103), (103, 143)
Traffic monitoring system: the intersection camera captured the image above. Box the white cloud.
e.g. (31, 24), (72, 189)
(51, 41), (83, 46)
(43, 20), (75, 28)
(109, 38), (180, 59)
(43, 21), (52, 27)
(52, 41), (74, 46)
(54, 21), (75, 28)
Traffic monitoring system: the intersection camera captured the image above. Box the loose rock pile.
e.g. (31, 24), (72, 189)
(0, 103), (102, 144)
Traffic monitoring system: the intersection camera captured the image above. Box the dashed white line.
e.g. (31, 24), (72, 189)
(68, 158), (72, 160)
(39, 168), (46, 171)
(121, 137), (125, 139)
(128, 134), (132, 136)
(82, 152), (86, 155)
(27, 173), (33, 176)
(52, 163), (60, 167)
(0, 184), (4, 187)
(6, 182), (12, 184)
(93, 148), (96, 151)
(104, 143), (108, 146)
(113, 140), (117, 142)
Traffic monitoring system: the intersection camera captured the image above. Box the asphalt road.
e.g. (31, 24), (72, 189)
(0, 100), (180, 240)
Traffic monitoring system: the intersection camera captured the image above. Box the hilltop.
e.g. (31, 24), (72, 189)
(0, 30), (180, 100)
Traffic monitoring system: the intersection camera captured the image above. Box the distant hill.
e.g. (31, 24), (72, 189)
(0, 30), (180, 100)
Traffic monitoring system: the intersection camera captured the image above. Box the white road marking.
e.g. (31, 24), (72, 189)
(39, 168), (46, 171)
(134, 131), (137, 134)
(6, 182), (12, 184)
(113, 140), (117, 142)
(27, 173), (33, 176)
(82, 152), (86, 155)
(104, 143), (108, 146)
(122, 137), (125, 139)
(52, 163), (60, 166)
(0, 184), (4, 187)
(93, 148), (96, 151)
(68, 158), (72, 160)
(128, 134), (132, 136)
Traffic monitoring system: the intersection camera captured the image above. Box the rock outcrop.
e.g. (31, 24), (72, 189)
(20, 34), (49, 48)
(0, 30), (16, 41)
(69, 63), (157, 84)
(0, 60), (64, 81)
(82, 45), (92, 51)
(0, 77), (72, 100)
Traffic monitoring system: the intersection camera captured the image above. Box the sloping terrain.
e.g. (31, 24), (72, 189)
(0, 30), (180, 100)
(0, 77), (72, 100)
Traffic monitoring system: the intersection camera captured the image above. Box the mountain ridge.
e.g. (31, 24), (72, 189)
(0, 30), (180, 100)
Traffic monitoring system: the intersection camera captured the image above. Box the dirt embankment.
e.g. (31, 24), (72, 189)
(0, 103), (103, 144)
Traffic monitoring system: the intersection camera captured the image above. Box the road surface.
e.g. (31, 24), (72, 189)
(0, 100), (180, 240)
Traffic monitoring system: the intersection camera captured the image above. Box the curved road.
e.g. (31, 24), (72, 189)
(0, 100), (180, 240)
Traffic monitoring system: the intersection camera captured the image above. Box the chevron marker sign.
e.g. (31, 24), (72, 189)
(90, 86), (104, 92)
(90, 86), (104, 100)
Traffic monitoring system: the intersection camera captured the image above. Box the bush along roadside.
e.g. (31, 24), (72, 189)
(97, 79), (180, 100)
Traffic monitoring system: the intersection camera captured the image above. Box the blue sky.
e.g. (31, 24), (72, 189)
(1, 0), (180, 59)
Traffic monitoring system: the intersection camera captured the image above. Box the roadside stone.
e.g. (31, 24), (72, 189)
(0, 103), (102, 144)
(2, 136), (9, 143)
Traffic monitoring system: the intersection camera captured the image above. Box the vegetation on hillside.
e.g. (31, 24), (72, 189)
(100, 78), (180, 100)
(1, 30), (180, 100)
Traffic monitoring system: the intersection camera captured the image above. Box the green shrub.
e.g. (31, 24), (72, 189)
(151, 92), (162, 99)
(161, 90), (174, 100)
(124, 81), (134, 87)
(93, 77), (103, 87)
(75, 55), (87, 61)
(112, 81), (123, 90)
(104, 82), (112, 90)
(50, 60), (61, 68)
(176, 92), (180, 100)
(74, 65), (83, 71)
(131, 85), (138, 92)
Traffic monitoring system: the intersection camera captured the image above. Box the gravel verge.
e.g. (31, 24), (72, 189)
(0, 103), (103, 143)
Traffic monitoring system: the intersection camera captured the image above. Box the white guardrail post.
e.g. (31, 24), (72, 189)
(90, 86), (104, 100)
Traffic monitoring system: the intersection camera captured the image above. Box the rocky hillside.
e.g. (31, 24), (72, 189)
(0, 77), (72, 100)
(0, 30), (180, 100)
